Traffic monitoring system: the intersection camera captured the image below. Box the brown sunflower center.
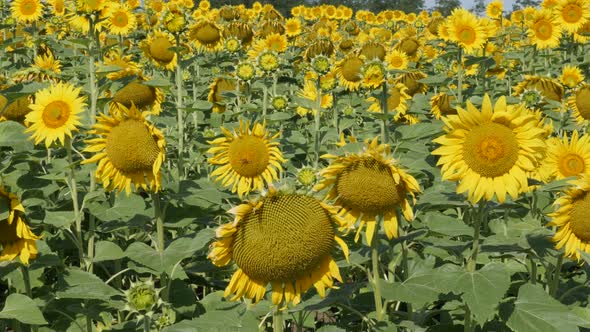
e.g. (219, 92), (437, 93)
(534, 20), (553, 40)
(193, 23), (221, 45)
(232, 195), (335, 282)
(563, 4), (582, 23)
(228, 135), (269, 178)
(0, 220), (19, 243)
(398, 39), (419, 56)
(576, 87), (590, 119)
(105, 119), (160, 173)
(336, 158), (405, 214)
(463, 122), (519, 177)
(20, 0), (38, 15)
(112, 82), (157, 109)
(389, 55), (404, 68)
(341, 57), (363, 82)
(112, 11), (129, 28)
(570, 192), (590, 241)
(458, 26), (476, 44)
(558, 153), (585, 177)
(149, 37), (175, 63)
(42, 101), (71, 128)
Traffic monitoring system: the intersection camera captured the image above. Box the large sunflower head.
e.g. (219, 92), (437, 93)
(540, 131), (590, 181)
(359, 41), (386, 61)
(207, 120), (285, 198)
(0, 186), (40, 265)
(106, 3), (137, 36)
(527, 9), (562, 49)
(304, 38), (335, 62)
(24, 83), (86, 148)
(189, 19), (223, 52)
(514, 75), (564, 103)
(82, 104), (166, 194)
(446, 8), (488, 54)
(223, 21), (254, 46)
(0, 95), (33, 124)
(432, 95), (547, 203)
(394, 37), (420, 59)
(336, 55), (364, 91)
(395, 71), (428, 96)
(314, 135), (421, 244)
(554, 0), (590, 33)
(208, 188), (349, 306)
(208, 77), (237, 114)
(111, 80), (164, 115)
(548, 174), (590, 260)
(11, 0), (43, 24)
(570, 83), (590, 124)
(140, 31), (178, 71)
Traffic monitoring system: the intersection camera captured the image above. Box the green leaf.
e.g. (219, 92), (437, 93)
(162, 310), (259, 331)
(56, 269), (120, 301)
(0, 121), (33, 152)
(192, 100), (213, 111)
(0, 294), (48, 325)
(143, 77), (171, 87)
(417, 74), (449, 85)
(420, 212), (472, 237)
(43, 211), (74, 228)
(317, 326), (346, 332)
(0, 196), (9, 221)
(507, 284), (588, 332)
(94, 241), (125, 262)
(454, 262), (511, 324)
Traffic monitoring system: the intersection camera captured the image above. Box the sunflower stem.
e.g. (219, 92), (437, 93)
(464, 304), (472, 332)
(175, 34), (185, 179)
(529, 255), (537, 285)
(20, 265), (38, 332)
(67, 138), (85, 268)
(457, 48), (463, 105)
(143, 315), (151, 332)
(272, 307), (284, 332)
(262, 83), (268, 120)
(549, 253), (564, 297)
(371, 223), (384, 321)
(151, 192), (165, 252)
(380, 80), (389, 143)
(467, 202), (485, 272)
(314, 78), (322, 168)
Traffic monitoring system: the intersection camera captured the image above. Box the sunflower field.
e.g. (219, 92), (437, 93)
(2, 0), (590, 331)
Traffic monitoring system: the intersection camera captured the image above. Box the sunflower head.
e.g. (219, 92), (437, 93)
(570, 83), (590, 124)
(189, 20), (223, 52)
(208, 78), (237, 113)
(11, 0), (43, 24)
(337, 55), (364, 91)
(359, 41), (386, 61)
(446, 8), (488, 54)
(430, 92), (457, 119)
(208, 189), (348, 305)
(0, 187), (40, 265)
(1, 95), (33, 123)
(514, 75), (564, 103)
(224, 21), (254, 45)
(111, 80), (164, 115)
(560, 65), (585, 88)
(304, 38), (335, 62)
(395, 71), (428, 96)
(141, 31), (177, 71)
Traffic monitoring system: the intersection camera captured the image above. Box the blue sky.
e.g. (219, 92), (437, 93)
(424, 0), (518, 11)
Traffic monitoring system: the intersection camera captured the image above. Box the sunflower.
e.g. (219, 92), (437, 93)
(394, 37), (420, 59)
(82, 104), (166, 194)
(208, 78), (237, 114)
(304, 39), (335, 62)
(486, 1), (503, 19)
(527, 9), (562, 49)
(554, 0), (590, 33)
(24, 83), (86, 148)
(11, 0), (43, 24)
(0, 96), (33, 124)
(548, 174), (590, 260)
(514, 75), (564, 103)
(432, 95), (547, 203)
(110, 80), (165, 115)
(47, 0), (65, 16)
(208, 188), (349, 306)
(106, 3), (137, 36)
(570, 83), (590, 124)
(336, 55), (364, 91)
(367, 82), (411, 121)
(560, 65), (584, 88)
(189, 20), (223, 52)
(446, 8), (488, 54)
(385, 49), (409, 70)
(140, 31), (178, 71)
(0, 187), (40, 265)
(430, 92), (457, 119)
(285, 17), (302, 37)
(395, 71), (428, 96)
(541, 131), (590, 181)
(361, 61), (385, 90)
(207, 120), (284, 198)
(314, 136), (420, 244)
(296, 79), (333, 116)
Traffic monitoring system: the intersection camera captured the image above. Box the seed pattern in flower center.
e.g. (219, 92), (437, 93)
(570, 193), (590, 241)
(228, 135), (270, 178)
(106, 119), (160, 173)
(42, 101), (71, 128)
(463, 123), (519, 177)
(559, 153), (586, 176)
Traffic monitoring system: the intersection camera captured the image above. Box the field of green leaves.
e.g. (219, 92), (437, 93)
(1, 0), (590, 331)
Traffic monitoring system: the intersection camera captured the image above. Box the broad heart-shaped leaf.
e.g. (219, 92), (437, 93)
(0, 293), (48, 325)
(56, 269), (120, 301)
(161, 309), (259, 332)
(93, 241), (125, 262)
(507, 284), (589, 332)
(453, 262), (510, 324)
(0, 121), (33, 152)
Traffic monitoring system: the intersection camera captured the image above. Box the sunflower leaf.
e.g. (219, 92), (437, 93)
(0, 121), (33, 153)
(0, 293), (47, 325)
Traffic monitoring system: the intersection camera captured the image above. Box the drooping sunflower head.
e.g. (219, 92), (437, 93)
(0, 186), (40, 265)
(395, 71), (428, 96)
(394, 37), (420, 58)
(82, 104), (166, 194)
(548, 174), (590, 260)
(430, 92), (457, 119)
(140, 31), (177, 71)
(208, 189), (349, 305)
(223, 21), (254, 46)
(432, 94), (547, 203)
(111, 80), (164, 115)
(514, 75), (564, 103)
(336, 55), (364, 91)
(0, 95), (33, 124)
(359, 41), (386, 61)
(258, 20), (285, 39)
(189, 20), (223, 52)
(570, 83), (590, 124)
(207, 120), (285, 198)
(24, 83), (86, 148)
(208, 77), (237, 114)
(11, 0), (43, 24)
(314, 135), (421, 244)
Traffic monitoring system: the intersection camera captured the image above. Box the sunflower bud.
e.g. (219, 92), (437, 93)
(520, 89), (544, 108)
(236, 62), (255, 81)
(154, 306), (176, 329)
(297, 167), (317, 186)
(124, 279), (162, 314)
(342, 105), (355, 116)
(311, 55), (331, 75)
(271, 95), (288, 111)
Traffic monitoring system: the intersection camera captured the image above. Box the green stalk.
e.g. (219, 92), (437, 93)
(272, 308), (284, 332)
(371, 220), (384, 321)
(175, 34), (185, 179)
(143, 316), (151, 332)
(457, 48), (463, 104)
(463, 305), (472, 332)
(151, 192), (165, 252)
(550, 253), (564, 297)
(20, 266), (38, 332)
(529, 255), (537, 285)
(67, 138), (84, 268)
(380, 80), (389, 143)
(313, 78), (322, 167)
(464, 202), (485, 332)
(262, 84), (268, 120)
